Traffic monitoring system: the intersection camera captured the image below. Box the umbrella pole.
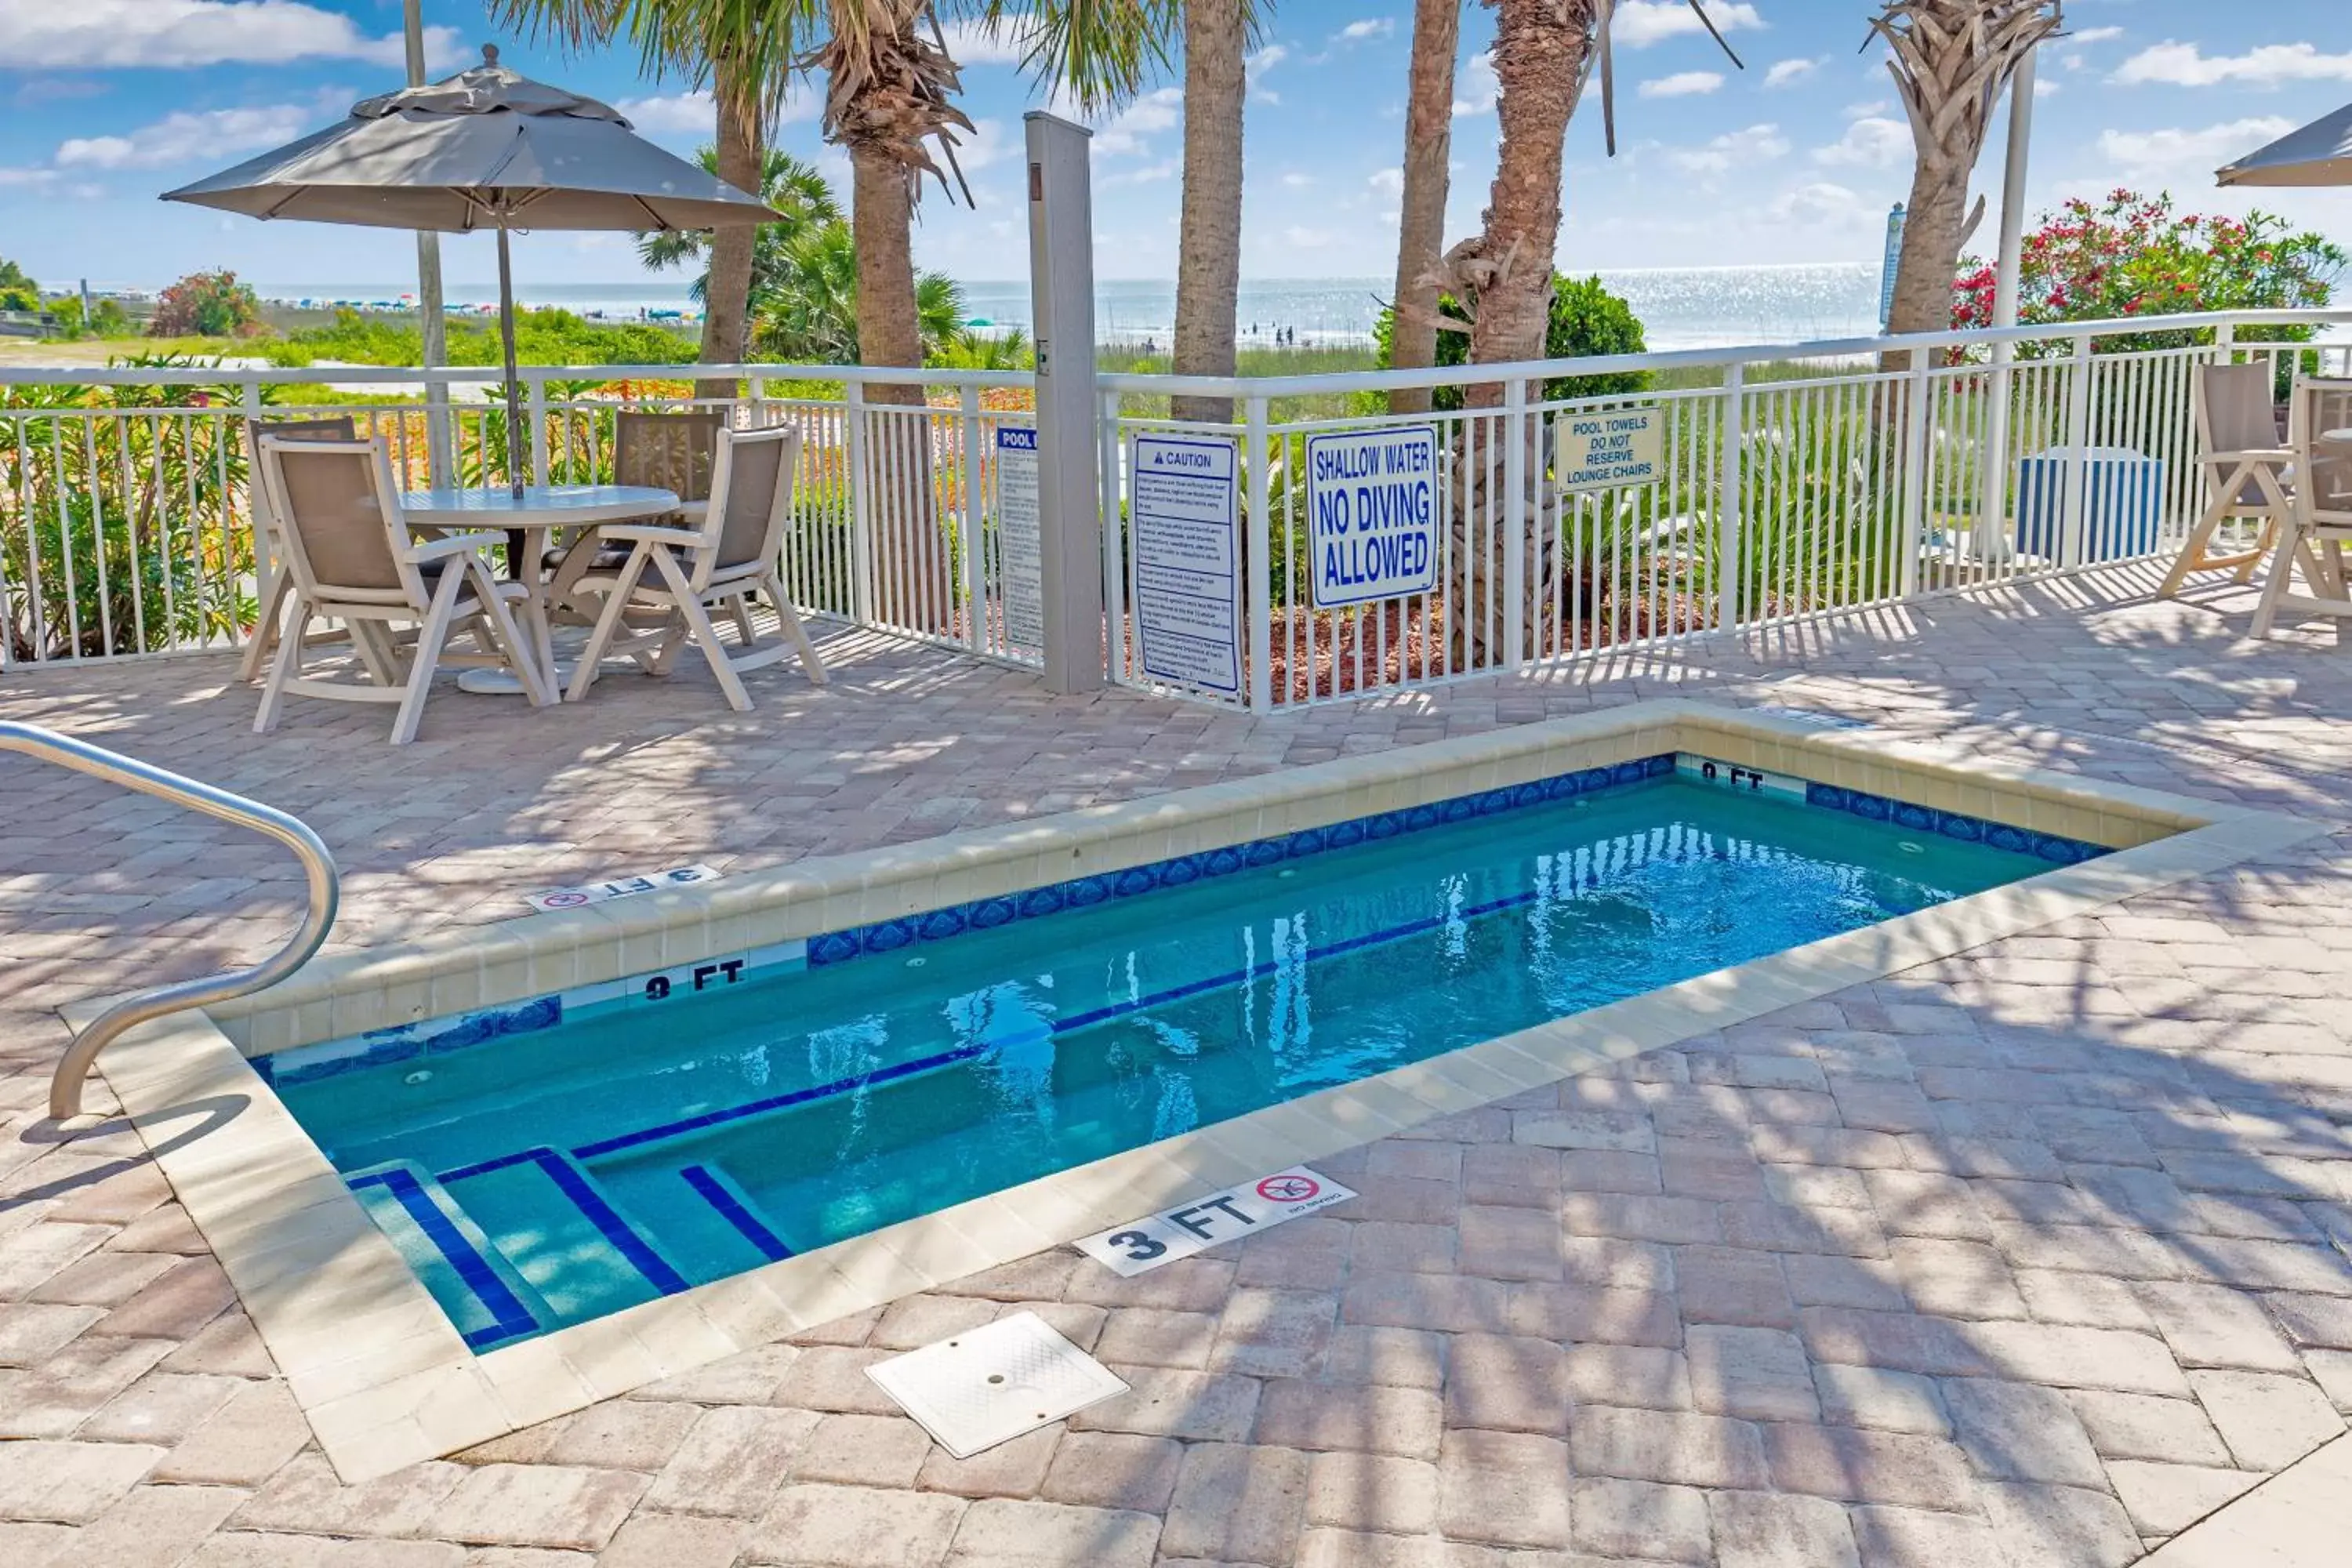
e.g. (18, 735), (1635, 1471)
(498, 223), (526, 504)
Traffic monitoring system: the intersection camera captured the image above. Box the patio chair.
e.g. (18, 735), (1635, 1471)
(2252, 379), (2352, 639)
(2158, 362), (2294, 599)
(252, 434), (554, 744)
(564, 424), (826, 711)
(238, 414), (370, 684)
(545, 408), (728, 618)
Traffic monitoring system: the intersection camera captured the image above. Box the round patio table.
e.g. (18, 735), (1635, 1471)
(401, 485), (681, 695)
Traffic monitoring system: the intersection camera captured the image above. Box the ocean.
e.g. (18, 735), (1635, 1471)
(255, 263), (1886, 354)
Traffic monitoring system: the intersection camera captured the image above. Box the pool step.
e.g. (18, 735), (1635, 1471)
(440, 1148), (694, 1329)
(344, 1160), (550, 1350)
(589, 1154), (798, 1277)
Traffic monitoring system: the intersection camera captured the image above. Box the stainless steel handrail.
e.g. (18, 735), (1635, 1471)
(0, 721), (338, 1120)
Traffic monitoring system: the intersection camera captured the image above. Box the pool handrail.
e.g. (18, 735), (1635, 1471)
(0, 721), (339, 1120)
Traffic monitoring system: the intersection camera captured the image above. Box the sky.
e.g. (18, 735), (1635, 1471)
(0, 0), (2347, 293)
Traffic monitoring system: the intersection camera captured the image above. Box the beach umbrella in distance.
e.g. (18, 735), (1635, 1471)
(2218, 103), (2352, 187)
(162, 45), (779, 496)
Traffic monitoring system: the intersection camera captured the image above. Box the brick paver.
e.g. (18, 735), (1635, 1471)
(7, 571), (2352, 1563)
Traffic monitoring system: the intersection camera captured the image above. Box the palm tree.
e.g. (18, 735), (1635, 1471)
(1872, 1), (2062, 339)
(1388, 0), (1461, 416)
(749, 218), (966, 362)
(639, 147), (842, 313)
(492, 0), (803, 400)
(1169, 0), (1250, 424)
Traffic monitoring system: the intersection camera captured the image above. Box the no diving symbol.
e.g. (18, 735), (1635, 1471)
(540, 891), (590, 908)
(1256, 1174), (1319, 1204)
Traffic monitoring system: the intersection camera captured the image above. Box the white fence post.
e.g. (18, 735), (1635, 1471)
(527, 373), (550, 488)
(845, 379), (875, 627)
(1502, 376), (1529, 669)
(2060, 332), (2095, 568)
(1098, 388), (1126, 684)
(958, 383), (986, 654)
(1025, 111), (1109, 694)
(1247, 394), (1274, 712)
(1898, 348), (1932, 600)
(1718, 363), (1746, 629)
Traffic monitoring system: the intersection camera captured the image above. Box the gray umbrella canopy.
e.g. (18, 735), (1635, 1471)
(2218, 102), (2352, 188)
(162, 46), (777, 497)
(162, 46), (781, 231)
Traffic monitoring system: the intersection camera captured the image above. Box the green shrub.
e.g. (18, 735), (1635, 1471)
(150, 270), (264, 338)
(1375, 273), (1651, 410)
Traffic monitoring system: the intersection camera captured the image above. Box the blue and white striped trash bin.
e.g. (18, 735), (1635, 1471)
(2014, 446), (2164, 566)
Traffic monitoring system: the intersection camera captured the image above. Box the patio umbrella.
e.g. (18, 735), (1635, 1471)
(162, 45), (779, 496)
(2217, 101), (2352, 187)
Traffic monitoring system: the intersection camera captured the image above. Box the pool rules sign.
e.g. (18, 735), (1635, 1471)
(1307, 425), (1439, 608)
(1076, 1167), (1356, 1277)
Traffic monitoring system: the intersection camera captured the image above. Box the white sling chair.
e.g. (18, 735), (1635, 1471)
(238, 413), (378, 684)
(564, 424), (826, 710)
(2252, 378), (2352, 639)
(253, 434), (554, 744)
(2158, 361), (2295, 599)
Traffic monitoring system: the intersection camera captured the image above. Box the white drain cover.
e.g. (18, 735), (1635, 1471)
(866, 1310), (1129, 1458)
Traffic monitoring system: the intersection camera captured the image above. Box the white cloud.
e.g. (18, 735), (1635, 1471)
(1813, 116), (1911, 169)
(1248, 43), (1288, 104)
(1768, 181), (1875, 229)
(1283, 226), (1337, 249)
(935, 16), (1036, 68)
(1639, 72), (1725, 100)
(1090, 87), (1183, 157)
(1368, 167), (1403, 198)
(1763, 59), (1819, 89)
(1668, 122), (1791, 176)
(619, 81), (818, 140)
(1338, 19), (1392, 42)
(0, 167), (60, 188)
(2034, 78), (2060, 99)
(1280, 171), (1314, 189)
(951, 118), (1015, 175)
(2098, 117), (2299, 175)
(1613, 1), (1766, 49)
(56, 103), (323, 169)
(618, 91), (713, 137)
(2071, 27), (2125, 46)
(2115, 42), (2352, 89)
(0, 0), (463, 71)
(1452, 52), (1499, 117)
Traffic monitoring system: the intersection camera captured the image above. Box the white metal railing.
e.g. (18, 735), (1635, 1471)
(4, 310), (2349, 709)
(0, 720), (337, 1120)
(0, 360), (1039, 672)
(1099, 308), (2352, 710)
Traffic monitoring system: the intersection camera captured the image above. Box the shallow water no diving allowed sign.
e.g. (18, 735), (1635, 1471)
(1306, 424), (1439, 608)
(1075, 1166), (1357, 1277)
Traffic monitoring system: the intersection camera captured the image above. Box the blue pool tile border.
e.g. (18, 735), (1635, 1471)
(806, 754), (1682, 969)
(1802, 782), (2105, 865)
(268, 752), (2111, 1091)
(805, 754), (2110, 971)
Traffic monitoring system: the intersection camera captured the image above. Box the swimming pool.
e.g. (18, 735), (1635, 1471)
(271, 753), (2094, 1351)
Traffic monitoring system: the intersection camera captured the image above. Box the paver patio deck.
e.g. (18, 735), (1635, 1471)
(3, 561), (2350, 1566)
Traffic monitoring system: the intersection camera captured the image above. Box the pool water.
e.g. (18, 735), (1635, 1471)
(280, 768), (2071, 1348)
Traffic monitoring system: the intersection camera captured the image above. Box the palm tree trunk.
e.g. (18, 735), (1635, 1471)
(1450, 0), (1588, 670)
(851, 142), (944, 631)
(1389, 0), (1461, 416)
(1465, 0), (1585, 394)
(1886, 159), (1969, 340)
(696, 50), (760, 405)
(1171, 0), (1247, 425)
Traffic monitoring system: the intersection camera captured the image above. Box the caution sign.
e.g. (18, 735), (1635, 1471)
(1074, 1165), (1356, 1277)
